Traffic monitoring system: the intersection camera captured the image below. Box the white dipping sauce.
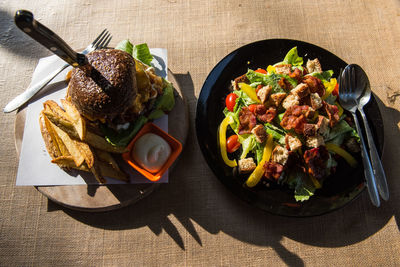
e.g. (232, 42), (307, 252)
(132, 133), (171, 173)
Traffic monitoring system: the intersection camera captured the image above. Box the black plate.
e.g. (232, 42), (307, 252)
(196, 39), (384, 217)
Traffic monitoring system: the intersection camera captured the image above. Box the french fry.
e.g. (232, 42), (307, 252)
(61, 99), (86, 140)
(95, 149), (120, 171)
(49, 121), (85, 167)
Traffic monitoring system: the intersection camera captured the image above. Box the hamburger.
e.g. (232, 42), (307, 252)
(66, 41), (175, 147)
(38, 41), (174, 183)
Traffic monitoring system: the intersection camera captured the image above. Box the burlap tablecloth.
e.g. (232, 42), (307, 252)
(1, 1), (399, 266)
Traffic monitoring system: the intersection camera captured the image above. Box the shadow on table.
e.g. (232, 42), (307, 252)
(46, 75), (400, 267)
(0, 9), (49, 60)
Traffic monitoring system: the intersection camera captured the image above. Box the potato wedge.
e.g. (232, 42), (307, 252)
(49, 121), (85, 166)
(97, 161), (129, 182)
(96, 149), (120, 171)
(52, 155), (128, 183)
(39, 111), (61, 159)
(74, 139), (94, 168)
(43, 109), (77, 137)
(51, 156), (89, 171)
(85, 131), (127, 153)
(43, 100), (70, 121)
(61, 99), (86, 140)
(42, 113), (70, 156)
(90, 164), (106, 184)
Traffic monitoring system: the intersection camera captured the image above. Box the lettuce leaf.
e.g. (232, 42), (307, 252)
(233, 89), (258, 107)
(310, 70), (334, 82)
(115, 39), (133, 54)
(100, 116), (148, 147)
(115, 40), (153, 65)
(148, 79), (175, 120)
(287, 170), (316, 202)
(327, 120), (354, 142)
(265, 123), (286, 145)
(239, 134), (256, 159)
(283, 47), (303, 66)
(133, 43), (153, 65)
(246, 70), (285, 93)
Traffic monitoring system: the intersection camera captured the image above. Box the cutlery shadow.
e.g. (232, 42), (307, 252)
(45, 75), (398, 267)
(0, 9), (49, 60)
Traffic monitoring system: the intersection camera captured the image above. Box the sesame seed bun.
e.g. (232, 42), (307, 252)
(67, 49), (137, 121)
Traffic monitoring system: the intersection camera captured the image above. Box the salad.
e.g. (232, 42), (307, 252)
(219, 47), (360, 201)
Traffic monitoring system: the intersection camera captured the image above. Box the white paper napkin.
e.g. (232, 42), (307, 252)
(16, 49), (169, 186)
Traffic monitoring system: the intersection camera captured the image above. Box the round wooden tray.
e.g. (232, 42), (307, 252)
(15, 69), (188, 212)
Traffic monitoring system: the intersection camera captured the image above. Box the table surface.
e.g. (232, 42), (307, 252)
(1, 1), (400, 266)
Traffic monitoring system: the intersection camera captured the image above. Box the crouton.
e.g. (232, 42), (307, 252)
(306, 58), (323, 73)
(310, 92), (323, 110)
(274, 64), (292, 75)
(282, 94), (300, 110)
(238, 158), (256, 174)
(234, 74), (249, 90)
(303, 123), (317, 137)
(257, 85), (272, 104)
(291, 83), (310, 98)
(251, 124), (268, 143)
(269, 93), (287, 107)
(304, 107), (316, 120)
(305, 135), (325, 148)
(271, 145), (289, 165)
(316, 115), (330, 136)
(285, 134), (302, 151)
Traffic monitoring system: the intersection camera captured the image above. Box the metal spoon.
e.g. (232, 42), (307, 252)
(338, 65), (380, 207)
(351, 64), (389, 201)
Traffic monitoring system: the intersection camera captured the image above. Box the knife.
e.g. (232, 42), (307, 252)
(4, 10), (86, 113)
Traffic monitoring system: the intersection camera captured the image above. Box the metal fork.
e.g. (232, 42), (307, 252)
(3, 29), (112, 113)
(338, 66), (380, 207)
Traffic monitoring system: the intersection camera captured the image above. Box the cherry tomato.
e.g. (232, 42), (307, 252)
(255, 68), (267, 74)
(226, 135), (240, 153)
(248, 104), (257, 113)
(225, 93), (238, 112)
(332, 83), (339, 96)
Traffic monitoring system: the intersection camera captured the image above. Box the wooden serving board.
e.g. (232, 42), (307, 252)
(15, 70), (189, 212)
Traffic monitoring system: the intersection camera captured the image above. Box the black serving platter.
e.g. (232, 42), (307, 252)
(196, 39), (384, 217)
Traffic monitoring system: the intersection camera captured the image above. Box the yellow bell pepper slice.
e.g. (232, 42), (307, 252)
(325, 143), (357, 168)
(322, 78), (337, 100)
(267, 65), (276, 74)
(238, 83), (261, 103)
(334, 102), (344, 117)
(219, 116), (237, 167)
(245, 135), (274, 187)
